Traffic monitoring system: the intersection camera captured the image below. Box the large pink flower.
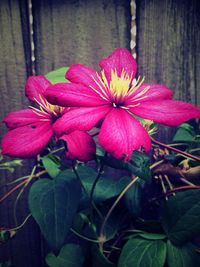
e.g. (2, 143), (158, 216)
(1, 76), (95, 161)
(45, 48), (200, 160)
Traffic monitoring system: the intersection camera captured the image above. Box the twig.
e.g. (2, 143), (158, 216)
(151, 137), (200, 162)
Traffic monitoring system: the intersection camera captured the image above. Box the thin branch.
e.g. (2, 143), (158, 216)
(99, 176), (139, 250)
(151, 137), (200, 162)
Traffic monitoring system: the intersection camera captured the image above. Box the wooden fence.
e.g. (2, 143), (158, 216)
(0, 0), (199, 266)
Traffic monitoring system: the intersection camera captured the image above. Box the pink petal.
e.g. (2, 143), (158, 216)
(130, 100), (200, 126)
(98, 108), (151, 160)
(1, 122), (53, 158)
(99, 48), (137, 83)
(125, 84), (173, 105)
(53, 106), (110, 137)
(60, 131), (96, 162)
(44, 82), (107, 107)
(66, 64), (100, 90)
(25, 76), (51, 103)
(3, 109), (50, 129)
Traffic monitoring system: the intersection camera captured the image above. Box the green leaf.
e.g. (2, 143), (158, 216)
(118, 237), (166, 267)
(167, 241), (200, 267)
(77, 166), (130, 202)
(173, 123), (195, 142)
(136, 232), (166, 240)
(42, 154), (61, 178)
(100, 151), (151, 181)
(28, 171), (82, 252)
(124, 179), (143, 217)
(45, 67), (69, 84)
(91, 245), (115, 267)
(46, 244), (84, 267)
(130, 151), (151, 181)
(161, 189), (200, 246)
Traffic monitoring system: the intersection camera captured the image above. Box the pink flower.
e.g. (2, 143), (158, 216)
(45, 48), (200, 160)
(1, 76), (95, 161)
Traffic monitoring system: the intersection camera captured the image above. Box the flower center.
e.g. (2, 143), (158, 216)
(91, 68), (146, 107)
(104, 69), (132, 99)
(30, 94), (64, 121)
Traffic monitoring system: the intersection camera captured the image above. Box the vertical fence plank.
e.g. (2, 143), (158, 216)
(0, 1), (43, 267)
(32, 0), (131, 74)
(136, 0), (200, 141)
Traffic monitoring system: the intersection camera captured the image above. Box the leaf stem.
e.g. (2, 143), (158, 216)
(89, 160), (104, 207)
(72, 163), (103, 219)
(99, 175), (139, 250)
(0, 170), (47, 204)
(70, 228), (100, 243)
(9, 214), (32, 231)
(151, 137), (200, 161)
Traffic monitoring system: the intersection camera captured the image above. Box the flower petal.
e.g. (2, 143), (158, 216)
(53, 106), (110, 137)
(3, 109), (50, 129)
(45, 82), (107, 107)
(66, 64), (100, 90)
(99, 48), (137, 83)
(130, 100), (200, 126)
(125, 84), (173, 105)
(98, 108), (151, 160)
(25, 76), (51, 103)
(60, 131), (96, 162)
(1, 122), (53, 158)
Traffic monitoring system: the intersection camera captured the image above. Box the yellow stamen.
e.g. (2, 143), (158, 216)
(128, 76), (145, 96)
(109, 69), (132, 98)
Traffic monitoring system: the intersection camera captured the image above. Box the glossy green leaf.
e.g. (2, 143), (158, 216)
(28, 171), (82, 252)
(45, 67), (69, 84)
(46, 244), (84, 267)
(167, 241), (200, 267)
(173, 123), (195, 142)
(137, 232), (166, 240)
(42, 154), (61, 178)
(100, 151), (151, 181)
(77, 166), (130, 202)
(118, 237), (166, 267)
(161, 189), (200, 245)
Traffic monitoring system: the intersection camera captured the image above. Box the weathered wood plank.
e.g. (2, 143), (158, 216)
(0, 1), (42, 267)
(136, 0), (200, 141)
(32, 0), (131, 74)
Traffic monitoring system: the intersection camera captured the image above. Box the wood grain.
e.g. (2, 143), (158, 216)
(0, 1), (42, 267)
(136, 0), (200, 141)
(32, 0), (131, 74)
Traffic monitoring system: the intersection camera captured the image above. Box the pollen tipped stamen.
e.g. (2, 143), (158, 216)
(127, 76), (145, 96)
(33, 95), (64, 117)
(128, 86), (150, 104)
(29, 106), (49, 117)
(90, 74), (110, 101)
(109, 68), (133, 99)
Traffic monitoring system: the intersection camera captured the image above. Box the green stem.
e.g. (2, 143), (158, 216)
(99, 175), (139, 250)
(14, 166), (37, 225)
(151, 137), (200, 161)
(72, 162), (103, 219)
(9, 214), (32, 231)
(89, 161), (104, 207)
(89, 162), (104, 222)
(49, 147), (65, 155)
(70, 228), (99, 243)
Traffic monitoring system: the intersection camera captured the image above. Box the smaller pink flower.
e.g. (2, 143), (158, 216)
(1, 76), (95, 161)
